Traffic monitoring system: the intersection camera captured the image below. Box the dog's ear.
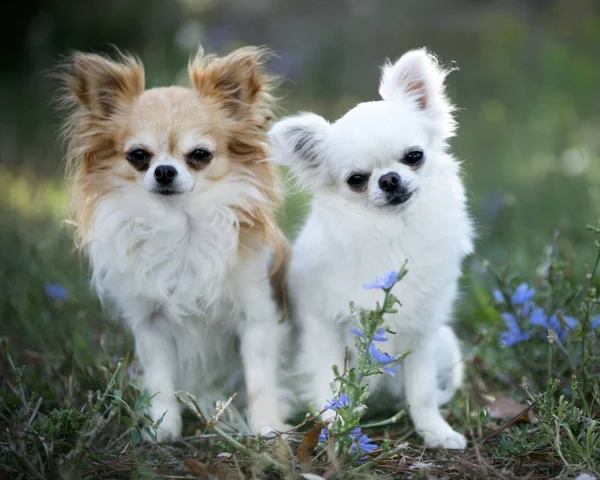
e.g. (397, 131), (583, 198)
(65, 52), (145, 118)
(379, 49), (455, 139)
(269, 113), (332, 189)
(189, 45), (272, 117)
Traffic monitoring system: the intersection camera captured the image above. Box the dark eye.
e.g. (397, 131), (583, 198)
(346, 173), (369, 191)
(126, 148), (152, 170)
(403, 148), (424, 167)
(187, 148), (213, 163)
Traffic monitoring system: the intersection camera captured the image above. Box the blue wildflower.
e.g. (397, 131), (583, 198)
(45, 283), (68, 302)
(318, 427), (328, 443)
(511, 283), (535, 305)
(492, 289), (505, 303)
(522, 301), (535, 318)
(372, 328), (389, 342)
(591, 315), (600, 329)
(529, 309), (578, 341)
(383, 364), (401, 376)
(499, 313), (531, 347)
(349, 432), (377, 455)
(368, 342), (398, 364)
(363, 270), (398, 290)
(349, 427), (362, 439)
(352, 327), (388, 342)
(324, 393), (350, 411)
(350, 328), (365, 339)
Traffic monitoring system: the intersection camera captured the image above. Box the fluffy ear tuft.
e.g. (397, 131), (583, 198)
(269, 113), (331, 189)
(379, 48), (456, 138)
(64, 51), (144, 118)
(189, 45), (274, 118)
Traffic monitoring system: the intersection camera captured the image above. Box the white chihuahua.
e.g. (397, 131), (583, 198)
(270, 49), (474, 449)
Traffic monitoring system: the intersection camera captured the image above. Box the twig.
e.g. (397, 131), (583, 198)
(212, 424), (289, 473)
(181, 393), (290, 475)
(27, 397), (43, 427)
(354, 443), (408, 472)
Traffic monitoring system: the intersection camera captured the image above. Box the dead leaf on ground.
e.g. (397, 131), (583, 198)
(185, 458), (228, 479)
(525, 451), (555, 463)
(481, 393), (537, 423)
(297, 422), (324, 469)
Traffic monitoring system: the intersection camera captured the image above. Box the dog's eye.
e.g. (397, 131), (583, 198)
(126, 148), (152, 170)
(346, 173), (369, 191)
(402, 148), (425, 167)
(187, 148), (214, 164)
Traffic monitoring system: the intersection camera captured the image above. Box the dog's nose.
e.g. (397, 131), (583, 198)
(154, 165), (178, 185)
(378, 172), (402, 193)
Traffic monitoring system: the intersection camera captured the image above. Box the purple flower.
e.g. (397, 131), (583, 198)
(492, 290), (504, 303)
(511, 283), (535, 305)
(352, 328), (388, 342)
(383, 364), (401, 376)
(45, 283), (68, 302)
(368, 342), (398, 365)
(499, 313), (531, 347)
(349, 427), (362, 439)
(591, 315), (600, 329)
(363, 271), (398, 290)
(372, 328), (389, 342)
(324, 393), (350, 411)
(529, 309), (578, 341)
(350, 328), (365, 339)
(349, 432), (377, 455)
(522, 301), (535, 318)
(318, 427), (328, 443)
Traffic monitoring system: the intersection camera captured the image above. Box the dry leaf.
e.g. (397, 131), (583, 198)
(527, 451), (555, 463)
(297, 422), (323, 468)
(482, 393), (536, 423)
(185, 458), (227, 479)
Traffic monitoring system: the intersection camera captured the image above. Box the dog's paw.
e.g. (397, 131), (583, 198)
(423, 429), (467, 450)
(257, 423), (293, 439)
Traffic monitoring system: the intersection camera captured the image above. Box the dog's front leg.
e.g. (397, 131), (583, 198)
(134, 316), (182, 442)
(237, 291), (289, 435)
(403, 332), (467, 449)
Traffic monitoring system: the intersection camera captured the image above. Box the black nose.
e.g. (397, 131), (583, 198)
(378, 172), (402, 193)
(154, 165), (177, 185)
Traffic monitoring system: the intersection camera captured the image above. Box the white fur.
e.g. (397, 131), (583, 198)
(89, 167), (289, 441)
(270, 49), (473, 449)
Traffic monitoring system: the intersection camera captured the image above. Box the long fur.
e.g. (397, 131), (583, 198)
(60, 46), (290, 440)
(270, 48), (474, 449)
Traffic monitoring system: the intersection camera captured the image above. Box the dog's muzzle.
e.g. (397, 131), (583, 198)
(379, 172), (413, 205)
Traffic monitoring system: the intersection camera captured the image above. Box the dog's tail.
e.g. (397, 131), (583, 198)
(269, 233), (291, 322)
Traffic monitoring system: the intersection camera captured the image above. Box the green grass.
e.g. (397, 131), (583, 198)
(0, 164), (599, 479)
(2, 12), (600, 474)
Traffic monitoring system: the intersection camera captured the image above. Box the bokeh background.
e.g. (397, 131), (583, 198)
(1, 0), (599, 387)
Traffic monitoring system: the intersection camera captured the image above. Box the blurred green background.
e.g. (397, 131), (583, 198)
(1, 0), (599, 370)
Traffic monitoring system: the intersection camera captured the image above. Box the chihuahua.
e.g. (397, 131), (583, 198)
(61, 46), (290, 441)
(270, 49), (474, 449)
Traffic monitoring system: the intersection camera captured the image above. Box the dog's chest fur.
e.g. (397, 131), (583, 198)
(88, 193), (243, 327)
(290, 164), (473, 335)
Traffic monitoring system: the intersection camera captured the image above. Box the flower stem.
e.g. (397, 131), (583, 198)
(359, 409), (406, 429)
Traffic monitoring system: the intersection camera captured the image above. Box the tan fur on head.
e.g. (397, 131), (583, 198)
(187, 46), (287, 281)
(60, 46), (288, 307)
